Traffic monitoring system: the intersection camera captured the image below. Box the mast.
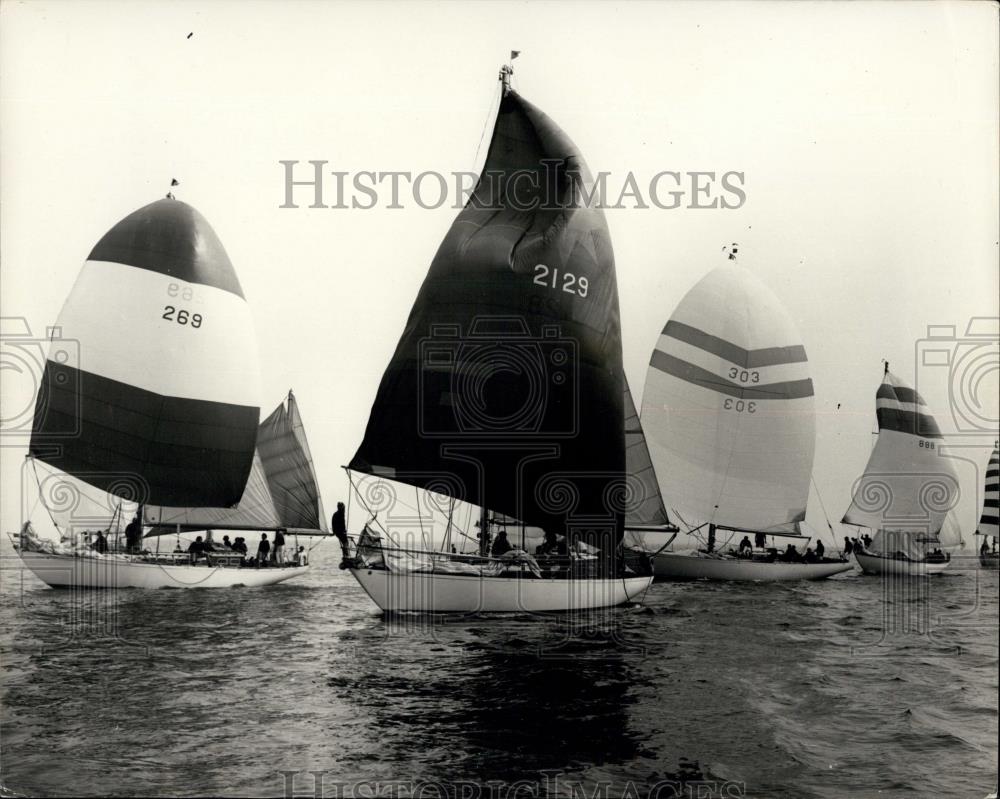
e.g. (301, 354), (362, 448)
(479, 506), (489, 556)
(499, 50), (518, 96)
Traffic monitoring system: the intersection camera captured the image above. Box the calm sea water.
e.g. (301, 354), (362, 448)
(1, 540), (996, 799)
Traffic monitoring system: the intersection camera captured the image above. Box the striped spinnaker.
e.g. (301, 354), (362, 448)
(641, 264), (815, 533)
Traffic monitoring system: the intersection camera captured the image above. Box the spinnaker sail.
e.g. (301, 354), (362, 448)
(842, 368), (959, 535)
(641, 264), (816, 533)
(978, 444), (999, 539)
(349, 89), (625, 544)
(29, 199), (261, 508)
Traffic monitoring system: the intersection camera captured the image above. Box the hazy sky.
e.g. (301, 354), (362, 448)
(2, 1), (998, 545)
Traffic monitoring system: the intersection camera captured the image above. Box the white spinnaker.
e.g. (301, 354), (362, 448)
(641, 265), (815, 533)
(937, 510), (964, 550)
(842, 372), (959, 536)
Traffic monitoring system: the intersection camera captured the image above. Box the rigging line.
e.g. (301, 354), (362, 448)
(810, 474), (836, 539)
(346, 471), (400, 549)
(472, 80), (502, 173)
(31, 457), (64, 537)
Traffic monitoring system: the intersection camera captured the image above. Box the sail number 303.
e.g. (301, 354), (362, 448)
(162, 283), (202, 328)
(724, 398), (757, 413)
(534, 265), (588, 297)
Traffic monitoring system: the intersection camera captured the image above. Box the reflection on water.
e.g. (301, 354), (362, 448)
(1, 541), (996, 798)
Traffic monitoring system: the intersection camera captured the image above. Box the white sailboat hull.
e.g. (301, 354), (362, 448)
(854, 550), (950, 576)
(651, 552), (853, 581)
(348, 567), (653, 612)
(17, 551), (308, 589)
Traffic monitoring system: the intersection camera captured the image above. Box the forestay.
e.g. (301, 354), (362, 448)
(842, 370), (959, 535)
(641, 264), (815, 533)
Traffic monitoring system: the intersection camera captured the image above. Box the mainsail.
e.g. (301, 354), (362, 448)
(29, 199), (261, 508)
(349, 88), (625, 543)
(842, 368), (959, 535)
(144, 392), (328, 534)
(623, 380), (671, 530)
(641, 264), (816, 533)
(257, 391), (328, 532)
(978, 444), (999, 539)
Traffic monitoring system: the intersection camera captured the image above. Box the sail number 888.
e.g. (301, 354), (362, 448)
(724, 398), (757, 414)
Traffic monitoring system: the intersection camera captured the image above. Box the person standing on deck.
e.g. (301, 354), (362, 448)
(272, 529), (286, 564)
(332, 502), (350, 564)
(256, 533), (271, 566)
(815, 539), (825, 559)
(124, 514), (142, 553)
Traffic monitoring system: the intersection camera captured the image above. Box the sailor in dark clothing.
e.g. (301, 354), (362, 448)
(754, 531), (766, 549)
(188, 535), (212, 565)
(815, 539), (825, 559)
(124, 514), (142, 553)
(273, 529), (286, 564)
(256, 533), (271, 566)
(94, 530), (109, 554)
(844, 536), (853, 556)
(738, 535), (753, 556)
(332, 502), (350, 563)
(491, 530), (513, 558)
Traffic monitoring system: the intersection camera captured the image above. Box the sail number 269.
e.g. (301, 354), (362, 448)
(534, 265), (588, 298)
(162, 284), (201, 328)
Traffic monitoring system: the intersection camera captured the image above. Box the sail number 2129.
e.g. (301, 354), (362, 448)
(534, 265), (588, 298)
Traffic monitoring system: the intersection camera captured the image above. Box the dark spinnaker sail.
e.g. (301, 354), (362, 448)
(350, 89), (625, 543)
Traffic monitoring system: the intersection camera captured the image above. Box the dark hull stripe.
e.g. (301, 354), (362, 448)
(983, 498), (999, 509)
(30, 361), (258, 507)
(876, 407), (943, 438)
(88, 199), (244, 298)
(981, 514), (999, 525)
(876, 384), (926, 406)
(662, 320), (807, 368)
(649, 350), (814, 400)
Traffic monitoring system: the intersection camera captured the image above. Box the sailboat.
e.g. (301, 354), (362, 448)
(13, 198), (328, 589)
(842, 364), (960, 576)
(343, 63), (654, 612)
(976, 443), (999, 570)
(639, 259), (852, 581)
